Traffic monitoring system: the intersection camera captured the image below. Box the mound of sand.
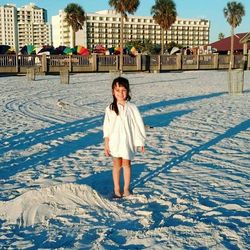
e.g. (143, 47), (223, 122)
(0, 183), (123, 227)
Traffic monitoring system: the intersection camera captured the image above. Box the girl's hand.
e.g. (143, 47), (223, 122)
(104, 146), (110, 157)
(104, 138), (110, 157)
(138, 146), (145, 154)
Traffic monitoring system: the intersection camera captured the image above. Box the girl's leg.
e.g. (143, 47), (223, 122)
(112, 157), (122, 197)
(122, 159), (131, 196)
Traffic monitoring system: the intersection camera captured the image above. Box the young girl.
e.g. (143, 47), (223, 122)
(103, 76), (146, 198)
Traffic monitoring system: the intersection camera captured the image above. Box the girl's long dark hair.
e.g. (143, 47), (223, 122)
(110, 77), (131, 115)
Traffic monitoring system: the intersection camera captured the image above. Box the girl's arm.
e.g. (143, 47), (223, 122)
(103, 108), (111, 157)
(103, 107), (110, 138)
(138, 146), (145, 154)
(104, 137), (111, 156)
(133, 105), (146, 147)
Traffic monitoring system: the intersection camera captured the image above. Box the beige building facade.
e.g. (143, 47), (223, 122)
(0, 3), (51, 51)
(0, 4), (18, 52)
(1, 4), (209, 52)
(52, 10), (71, 47)
(86, 10), (209, 50)
(17, 3), (51, 50)
(52, 9), (210, 50)
(52, 10), (86, 48)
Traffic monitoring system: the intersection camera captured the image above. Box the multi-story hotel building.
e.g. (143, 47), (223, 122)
(52, 9), (210, 50)
(17, 3), (51, 50)
(1, 3), (209, 52)
(52, 10), (70, 47)
(52, 10), (86, 48)
(0, 3), (51, 51)
(0, 4), (18, 52)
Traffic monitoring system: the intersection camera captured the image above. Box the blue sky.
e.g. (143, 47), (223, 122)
(0, 0), (249, 43)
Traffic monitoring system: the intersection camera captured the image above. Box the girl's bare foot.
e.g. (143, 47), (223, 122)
(123, 190), (131, 197)
(114, 189), (122, 198)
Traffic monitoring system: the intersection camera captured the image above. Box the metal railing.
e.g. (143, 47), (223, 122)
(161, 55), (177, 65)
(123, 55), (136, 66)
(182, 55), (198, 65)
(19, 55), (36, 67)
(98, 55), (117, 66)
(199, 55), (213, 65)
(74, 55), (92, 66)
(218, 55), (230, 64)
(0, 53), (248, 74)
(49, 55), (71, 67)
(0, 54), (16, 67)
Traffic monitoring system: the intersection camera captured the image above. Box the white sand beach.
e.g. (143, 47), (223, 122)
(0, 70), (249, 249)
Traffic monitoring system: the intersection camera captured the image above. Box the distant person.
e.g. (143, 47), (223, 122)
(103, 77), (146, 198)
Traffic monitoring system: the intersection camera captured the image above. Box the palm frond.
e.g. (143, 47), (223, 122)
(151, 0), (177, 30)
(64, 3), (86, 32)
(109, 0), (140, 15)
(223, 1), (245, 28)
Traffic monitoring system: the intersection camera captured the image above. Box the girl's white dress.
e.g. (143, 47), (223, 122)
(103, 101), (146, 160)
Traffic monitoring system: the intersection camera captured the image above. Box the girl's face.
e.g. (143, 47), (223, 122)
(113, 83), (127, 104)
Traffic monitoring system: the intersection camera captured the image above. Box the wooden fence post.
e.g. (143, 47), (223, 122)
(176, 53), (182, 70)
(197, 55), (200, 70)
(232, 55), (235, 69)
(69, 55), (72, 72)
(115, 55), (119, 71)
(228, 69), (244, 94)
(247, 50), (250, 70)
(92, 54), (97, 72)
(158, 55), (161, 72)
(16, 55), (19, 73)
(60, 68), (69, 84)
(213, 53), (219, 69)
(136, 54), (142, 71)
(41, 54), (47, 73)
(26, 67), (36, 81)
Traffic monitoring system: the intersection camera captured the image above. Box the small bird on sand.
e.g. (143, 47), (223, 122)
(57, 99), (69, 110)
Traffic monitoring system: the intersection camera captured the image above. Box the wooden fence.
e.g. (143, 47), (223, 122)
(0, 53), (249, 74)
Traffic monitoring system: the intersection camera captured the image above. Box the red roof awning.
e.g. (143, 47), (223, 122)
(209, 33), (250, 52)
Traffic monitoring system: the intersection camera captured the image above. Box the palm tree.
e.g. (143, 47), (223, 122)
(109, 0), (140, 72)
(151, 0), (177, 55)
(223, 1), (245, 69)
(64, 3), (86, 47)
(218, 32), (225, 40)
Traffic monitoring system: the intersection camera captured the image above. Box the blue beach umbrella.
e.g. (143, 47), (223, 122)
(20, 44), (36, 55)
(0, 45), (11, 54)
